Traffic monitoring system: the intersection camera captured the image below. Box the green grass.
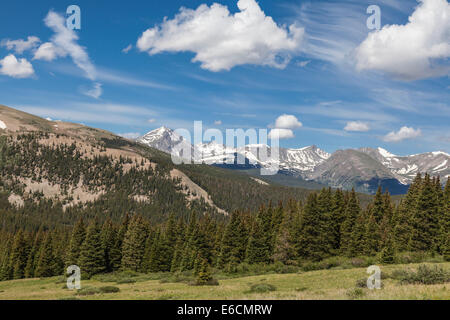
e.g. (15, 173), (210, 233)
(0, 262), (449, 300)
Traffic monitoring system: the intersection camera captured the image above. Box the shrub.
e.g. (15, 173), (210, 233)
(99, 286), (120, 293)
(116, 278), (136, 284)
(395, 265), (450, 285)
(248, 283), (277, 294)
(76, 287), (100, 296)
(346, 288), (365, 299)
(355, 278), (367, 288)
(190, 278), (219, 286)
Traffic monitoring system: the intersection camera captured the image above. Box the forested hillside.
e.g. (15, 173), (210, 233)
(0, 174), (448, 281)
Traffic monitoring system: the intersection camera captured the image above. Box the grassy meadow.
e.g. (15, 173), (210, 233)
(0, 262), (448, 300)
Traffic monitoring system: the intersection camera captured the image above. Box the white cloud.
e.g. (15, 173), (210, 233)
(274, 114), (302, 129)
(119, 132), (141, 140)
(214, 120), (222, 125)
(268, 128), (294, 140)
(344, 121), (370, 132)
(82, 82), (103, 99)
(383, 126), (422, 142)
(1, 36), (40, 54)
(137, 0), (304, 71)
(0, 54), (35, 78)
(35, 11), (97, 81)
(296, 60), (310, 67)
(33, 42), (67, 61)
(148, 118), (156, 123)
(355, 0), (450, 80)
(122, 44), (133, 53)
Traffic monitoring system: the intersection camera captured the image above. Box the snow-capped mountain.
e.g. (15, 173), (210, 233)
(139, 128), (330, 172)
(137, 127), (450, 194)
(137, 127), (197, 160)
(359, 147), (450, 184)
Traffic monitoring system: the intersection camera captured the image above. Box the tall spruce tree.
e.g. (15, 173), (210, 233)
(10, 230), (30, 279)
(35, 233), (56, 278)
(79, 220), (105, 278)
(297, 193), (329, 261)
(393, 173), (422, 250)
(340, 189), (361, 256)
(65, 218), (86, 267)
(121, 215), (149, 272)
(219, 211), (247, 268)
(409, 174), (439, 251)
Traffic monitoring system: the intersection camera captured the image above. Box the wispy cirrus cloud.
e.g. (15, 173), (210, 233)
(1, 36), (40, 54)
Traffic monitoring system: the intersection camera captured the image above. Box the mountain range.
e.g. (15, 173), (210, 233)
(137, 127), (450, 195)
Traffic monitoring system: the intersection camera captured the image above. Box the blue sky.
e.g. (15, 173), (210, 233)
(0, 0), (449, 155)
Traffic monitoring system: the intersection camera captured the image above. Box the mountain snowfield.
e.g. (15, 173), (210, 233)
(137, 127), (450, 194)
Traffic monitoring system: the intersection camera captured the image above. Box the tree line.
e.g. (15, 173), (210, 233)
(0, 173), (448, 281)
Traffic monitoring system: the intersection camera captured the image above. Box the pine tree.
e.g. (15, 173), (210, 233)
(340, 189), (361, 256)
(330, 189), (346, 250)
(409, 174), (439, 251)
(219, 211), (247, 268)
(24, 230), (43, 278)
(10, 230), (30, 279)
(65, 218), (86, 267)
(297, 193), (329, 261)
(35, 233), (56, 278)
(100, 219), (116, 272)
(110, 214), (129, 271)
(121, 215), (148, 272)
(246, 207), (272, 264)
(441, 178), (450, 261)
(379, 235), (395, 264)
(195, 258), (214, 286)
(272, 203), (298, 264)
(0, 238), (13, 281)
(364, 212), (380, 255)
(79, 220), (105, 278)
(393, 173), (421, 250)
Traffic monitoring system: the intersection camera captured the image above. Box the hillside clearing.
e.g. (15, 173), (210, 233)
(0, 262), (448, 300)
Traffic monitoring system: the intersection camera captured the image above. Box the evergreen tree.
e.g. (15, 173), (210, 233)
(101, 219), (117, 273)
(35, 233), (56, 278)
(330, 189), (346, 250)
(246, 206), (272, 264)
(10, 230), (30, 279)
(110, 214), (130, 271)
(379, 235), (395, 264)
(121, 215), (148, 271)
(79, 220), (105, 278)
(441, 178), (450, 261)
(65, 218), (86, 267)
(409, 174), (439, 251)
(24, 230), (43, 278)
(340, 189), (361, 256)
(219, 211), (247, 268)
(297, 193), (329, 261)
(195, 258), (214, 286)
(393, 173), (422, 250)
(0, 238), (13, 281)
